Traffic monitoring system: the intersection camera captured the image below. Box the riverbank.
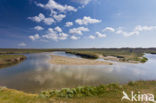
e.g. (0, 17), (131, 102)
(65, 50), (148, 63)
(0, 81), (155, 103)
(50, 55), (112, 65)
(0, 48), (155, 63)
(0, 55), (26, 68)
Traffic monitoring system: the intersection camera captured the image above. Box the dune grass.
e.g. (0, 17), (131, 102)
(0, 81), (156, 103)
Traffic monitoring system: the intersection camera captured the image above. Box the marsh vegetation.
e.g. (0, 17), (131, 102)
(0, 81), (156, 103)
(65, 48), (154, 63)
(0, 55), (26, 68)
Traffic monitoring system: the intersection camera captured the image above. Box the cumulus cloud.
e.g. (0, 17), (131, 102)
(34, 26), (44, 31)
(36, 0), (77, 14)
(116, 25), (156, 37)
(96, 32), (106, 38)
(59, 33), (68, 40)
(89, 35), (95, 39)
(28, 13), (54, 25)
(69, 27), (89, 35)
(54, 14), (66, 21)
(65, 22), (73, 27)
(42, 28), (58, 40)
(70, 35), (79, 40)
(135, 25), (156, 32)
(18, 42), (27, 47)
(116, 29), (139, 37)
(29, 34), (40, 40)
(28, 13), (45, 22)
(103, 27), (115, 32)
(43, 17), (55, 25)
(72, 0), (91, 5)
(42, 28), (68, 41)
(54, 26), (62, 32)
(75, 16), (101, 25)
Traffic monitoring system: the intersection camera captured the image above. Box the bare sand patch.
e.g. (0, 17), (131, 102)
(50, 55), (112, 65)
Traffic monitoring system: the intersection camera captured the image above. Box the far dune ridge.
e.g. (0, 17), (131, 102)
(50, 55), (112, 65)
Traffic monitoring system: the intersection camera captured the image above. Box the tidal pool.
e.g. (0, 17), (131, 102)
(0, 52), (156, 93)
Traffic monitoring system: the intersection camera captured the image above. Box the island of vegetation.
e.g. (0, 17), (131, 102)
(65, 48), (151, 63)
(50, 55), (112, 65)
(0, 81), (155, 103)
(0, 55), (26, 69)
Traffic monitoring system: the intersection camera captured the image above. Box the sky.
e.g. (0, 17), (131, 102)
(0, 0), (156, 48)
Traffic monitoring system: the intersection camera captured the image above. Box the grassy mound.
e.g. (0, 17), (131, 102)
(0, 81), (156, 103)
(0, 55), (26, 68)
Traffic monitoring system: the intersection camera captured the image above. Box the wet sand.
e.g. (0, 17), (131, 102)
(50, 55), (112, 65)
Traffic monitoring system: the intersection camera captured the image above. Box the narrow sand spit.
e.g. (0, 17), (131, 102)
(50, 55), (112, 65)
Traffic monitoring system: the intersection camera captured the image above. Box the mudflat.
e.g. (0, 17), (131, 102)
(50, 55), (112, 65)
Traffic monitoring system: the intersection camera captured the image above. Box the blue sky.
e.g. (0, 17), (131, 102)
(0, 0), (156, 48)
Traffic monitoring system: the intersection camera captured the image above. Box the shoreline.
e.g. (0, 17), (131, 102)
(65, 51), (148, 64)
(50, 55), (112, 65)
(0, 55), (26, 69)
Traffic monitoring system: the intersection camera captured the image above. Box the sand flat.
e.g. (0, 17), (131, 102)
(50, 55), (112, 65)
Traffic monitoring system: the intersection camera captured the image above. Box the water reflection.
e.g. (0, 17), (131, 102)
(0, 52), (156, 93)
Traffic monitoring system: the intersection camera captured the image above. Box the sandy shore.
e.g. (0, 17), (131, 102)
(50, 55), (112, 65)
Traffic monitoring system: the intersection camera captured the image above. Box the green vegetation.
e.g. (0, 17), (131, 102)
(66, 51), (98, 59)
(0, 49), (59, 54)
(0, 48), (156, 63)
(140, 57), (148, 63)
(0, 55), (26, 68)
(0, 81), (156, 103)
(65, 48), (156, 63)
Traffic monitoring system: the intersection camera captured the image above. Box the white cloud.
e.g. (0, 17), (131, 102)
(116, 25), (156, 37)
(69, 27), (89, 35)
(116, 29), (139, 37)
(72, 0), (91, 5)
(54, 26), (62, 32)
(54, 14), (66, 21)
(135, 25), (156, 32)
(65, 22), (73, 27)
(29, 34), (40, 40)
(103, 27), (115, 32)
(42, 28), (68, 41)
(28, 13), (54, 25)
(34, 26), (44, 31)
(28, 13), (45, 22)
(89, 35), (95, 39)
(43, 17), (55, 25)
(96, 32), (106, 38)
(18, 42), (27, 47)
(42, 28), (58, 40)
(36, 0), (77, 14)
(75, 16), (101, 25)
(59, 33), (68, 40)
(70, 35), (79, 40)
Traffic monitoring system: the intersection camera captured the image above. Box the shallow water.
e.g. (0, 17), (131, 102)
(0, 52), (156, 93)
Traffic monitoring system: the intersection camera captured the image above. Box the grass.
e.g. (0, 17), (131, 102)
(0, 55), (26, 68)
(0, 49), (58, 54)
(64, 48), (153, 63)
(0, 81), (156, 103)
(66, 51), (98, 59)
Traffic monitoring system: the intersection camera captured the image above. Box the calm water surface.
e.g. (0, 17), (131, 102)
(0, 52), (156, 93)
